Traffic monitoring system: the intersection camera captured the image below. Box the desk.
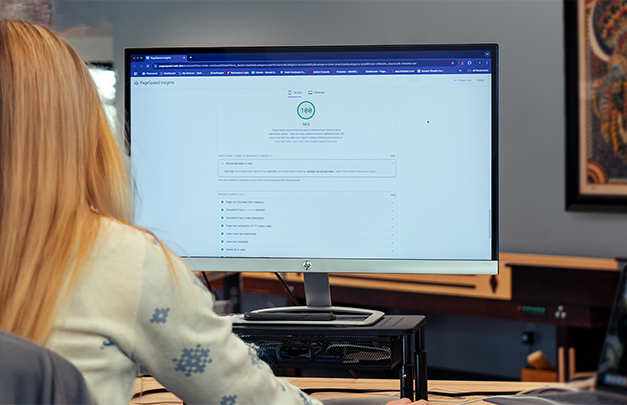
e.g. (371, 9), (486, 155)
(130, 377), (567, 404)
(287, 378), (567, 402)
(212, 253), (620, 381)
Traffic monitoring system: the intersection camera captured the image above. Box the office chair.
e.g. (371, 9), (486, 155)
(0, 329), (96, 405)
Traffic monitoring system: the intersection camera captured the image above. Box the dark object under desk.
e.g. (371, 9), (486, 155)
(232, 315), (427, 401)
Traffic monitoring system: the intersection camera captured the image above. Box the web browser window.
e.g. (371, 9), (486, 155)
(128, 47), (496, 262)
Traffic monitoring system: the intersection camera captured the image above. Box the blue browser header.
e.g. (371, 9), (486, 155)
(129, 48), (493, 78)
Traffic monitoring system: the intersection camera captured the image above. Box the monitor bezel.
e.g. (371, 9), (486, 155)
(124, 43), (499, 275)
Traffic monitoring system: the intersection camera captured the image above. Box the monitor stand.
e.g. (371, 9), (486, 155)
(231, 273), (385, 326)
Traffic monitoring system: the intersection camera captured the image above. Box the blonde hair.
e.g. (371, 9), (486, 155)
(0, 20), (132, 344)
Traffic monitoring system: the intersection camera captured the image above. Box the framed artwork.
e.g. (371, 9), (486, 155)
(565, 0), (627, 212)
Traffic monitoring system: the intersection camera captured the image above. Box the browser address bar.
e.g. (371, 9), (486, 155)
(153, 60), (458, 69)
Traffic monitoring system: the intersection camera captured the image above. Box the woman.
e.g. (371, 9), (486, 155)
(0, 19), (428, 405)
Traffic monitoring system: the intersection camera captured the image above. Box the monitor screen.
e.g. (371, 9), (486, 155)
(124, 44), (498, 278)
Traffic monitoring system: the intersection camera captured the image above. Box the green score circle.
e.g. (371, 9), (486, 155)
(297, 101), (315, 120)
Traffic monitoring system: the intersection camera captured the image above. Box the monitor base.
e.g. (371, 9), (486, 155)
(232, 306), (385, 326)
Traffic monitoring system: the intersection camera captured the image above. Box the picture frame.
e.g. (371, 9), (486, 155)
(565, 0), (627, 212)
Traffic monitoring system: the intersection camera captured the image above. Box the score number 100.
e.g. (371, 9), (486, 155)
(297, 101), (315, 120)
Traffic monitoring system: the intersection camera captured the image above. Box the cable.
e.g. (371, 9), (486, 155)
(201, 271), (213, 292)
(274, 272), (302, 306)
(200, 271), (221, 302)
(300, 387), (524, 397)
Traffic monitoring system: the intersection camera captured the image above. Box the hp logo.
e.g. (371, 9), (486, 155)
(302, 261), (312, 271)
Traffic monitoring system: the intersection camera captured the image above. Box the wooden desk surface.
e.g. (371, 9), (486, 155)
(130, 377), (568, 404)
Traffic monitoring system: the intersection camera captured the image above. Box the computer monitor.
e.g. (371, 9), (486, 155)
(124, 44), (499, 325)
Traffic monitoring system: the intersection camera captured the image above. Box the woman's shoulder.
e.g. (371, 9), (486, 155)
(94, 217), (162, 263)
(98, 216), (157, 244)
(94, 216), (184, 274)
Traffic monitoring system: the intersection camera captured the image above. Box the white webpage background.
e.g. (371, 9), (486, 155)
(130, 74), (492, 259)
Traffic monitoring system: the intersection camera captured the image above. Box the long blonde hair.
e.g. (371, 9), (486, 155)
(0, 20), (132, 344)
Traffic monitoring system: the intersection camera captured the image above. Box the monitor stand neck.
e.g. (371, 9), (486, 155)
(239, 273), (385, 326)
(303, 272), (332, 306)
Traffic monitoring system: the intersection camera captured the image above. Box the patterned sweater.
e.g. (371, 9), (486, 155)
(46, 217), (322, 405)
